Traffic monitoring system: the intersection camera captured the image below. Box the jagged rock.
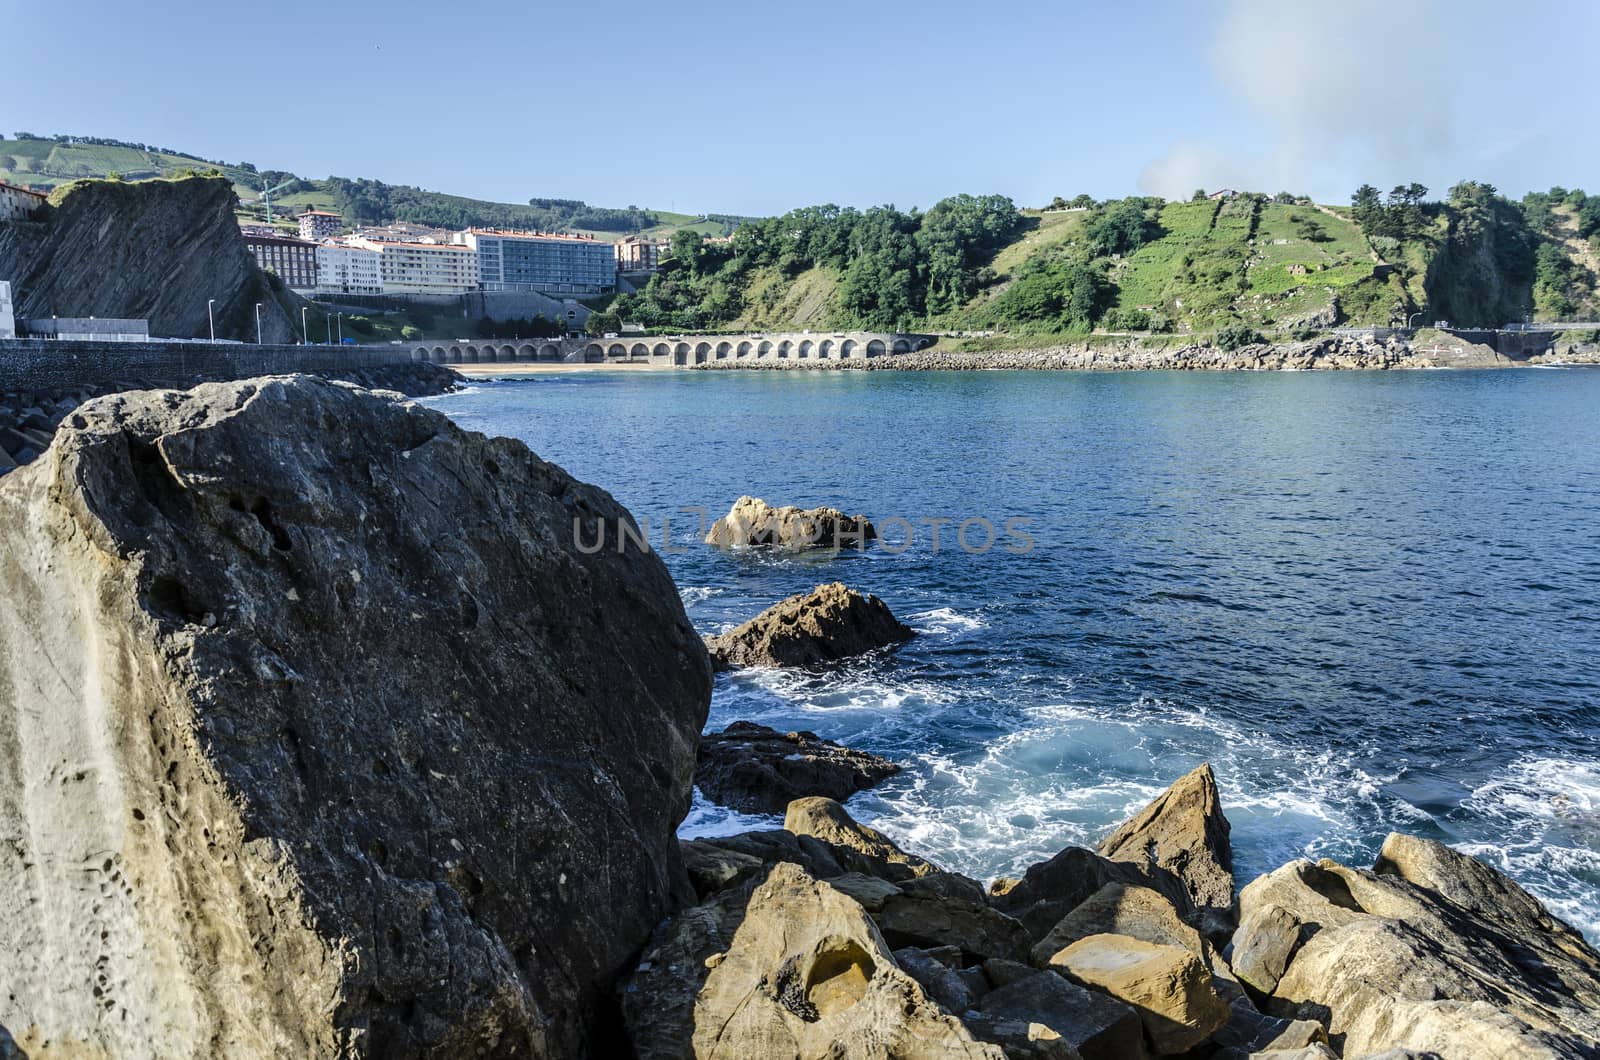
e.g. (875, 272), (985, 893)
(972, 970), (1146, 1060)
(686, 827), (921, 888)
(1208, 996), (1328, 1059)
(1046, 934), (1230, 1055)
(990, 845), (1191, 941)
(0, 376), (712, 1057)
(0, 176), (300, 341)
(1235, 834), (1600, 1057)
(619, 862), (1002, 1058)
(1027, 882), (1239, 996)
(1098, 764), (1235, 937)
(695, 720), (900, 814)
(705, 582), (914, 671)
(870, 875), (1033, 963)
(961, 1015), (1085, 1060)
(705, 494), (876, 550)
(1251, 1047), (1337, 1060)
(785, 796), (939, 877)
(680, 839), (769, 899)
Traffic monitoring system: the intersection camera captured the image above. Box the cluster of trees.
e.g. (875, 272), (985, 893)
(323, 177), (661, 233)
(1520, 186), (1600, 241)
(1045, 194), (1097, 210)
(615, 194), (1027, 331)
(1351, 183), (1431, 241)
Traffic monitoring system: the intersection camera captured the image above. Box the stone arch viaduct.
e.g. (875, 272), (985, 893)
(408, 331), (934, 367)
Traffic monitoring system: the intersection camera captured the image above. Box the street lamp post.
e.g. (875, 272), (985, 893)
(301, 306), (309, 345)
(207, 299), (216, 342)
(325, 314), (332, 345)
(336, 313), (343, 344)
(1408, 312), (1422, 329)
(255, 302), (263, 344)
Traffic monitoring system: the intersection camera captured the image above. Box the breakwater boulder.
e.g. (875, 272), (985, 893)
(635, 768), (1600, 1058)
(705, 495), (876, 551)
(695, 721), (901, 814)
(705, 582), (914, 670)
(0, 375), (711, 1057)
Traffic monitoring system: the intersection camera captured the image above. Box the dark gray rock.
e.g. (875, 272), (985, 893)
(694, 720), (900, 814)
(0, 375), (711, 1057)
(974, 970), (1146, 1060)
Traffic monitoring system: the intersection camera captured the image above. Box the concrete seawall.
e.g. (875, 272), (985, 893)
(0, 338), (414, 392)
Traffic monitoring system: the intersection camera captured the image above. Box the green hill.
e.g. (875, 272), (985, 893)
(615, 185), (1598, 342)
(0, 133), (747, 241)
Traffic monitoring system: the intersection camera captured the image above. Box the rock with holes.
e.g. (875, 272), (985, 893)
(1235, 835), (1600, 1058)
(1097, 764), (1235, 939)
(704, 583), (914, 671)
(695, 721), (901, 814)
(704, 495), (876, 551)
(0, 376), (711, 1058)
(619, 862), (1002, 1058)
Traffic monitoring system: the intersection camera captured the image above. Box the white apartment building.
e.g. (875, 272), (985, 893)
(315, 242), (383, 296)
(352, 238), (480, 295)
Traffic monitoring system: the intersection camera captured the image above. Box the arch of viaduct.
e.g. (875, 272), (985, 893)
(409, 331), (934, 366)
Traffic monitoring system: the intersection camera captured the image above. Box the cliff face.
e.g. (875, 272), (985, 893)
(0, 176), (299, 342)
(0, 376), (711, 1057)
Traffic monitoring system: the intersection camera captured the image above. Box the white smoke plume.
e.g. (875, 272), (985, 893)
(1140, 0), (1470, 200)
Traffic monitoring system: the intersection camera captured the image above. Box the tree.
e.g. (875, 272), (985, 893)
(1085, 199), (1156, 257)
(1351, 184), (1385, 233)
(583, 311), (621, 337)
(669, 227), (707, 276)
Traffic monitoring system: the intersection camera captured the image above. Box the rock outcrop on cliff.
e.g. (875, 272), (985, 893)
(0, 176), (299, 341)
(704, 582), (914, 670)
(705, 496), (876, 550)
(695, 721), (900, 814)
(0, 375), (711, 1057)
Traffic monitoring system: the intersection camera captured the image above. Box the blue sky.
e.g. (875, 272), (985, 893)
(7, 0), (1596, 215)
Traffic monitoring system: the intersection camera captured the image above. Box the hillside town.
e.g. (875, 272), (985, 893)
(238, 210), (673, 298)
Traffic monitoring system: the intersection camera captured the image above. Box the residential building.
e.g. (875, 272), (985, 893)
(0, 281), (14, 339)
(239, 222), (279, 238)
(243, 234), (319, 290)
(0, 181), (46, 222)
(615, 235), (670, 272)
(461, 229), (615, 295)
(315, 242), (383, 295)
(355, 238), (480, 295)
(353, 221), (455, 245)
(298, 210), (343, 241)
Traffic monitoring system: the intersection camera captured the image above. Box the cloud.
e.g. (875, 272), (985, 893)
(1142, 0), (1480, 200)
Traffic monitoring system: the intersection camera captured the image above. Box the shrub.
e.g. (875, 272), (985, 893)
(1216, 324), (1264, 350)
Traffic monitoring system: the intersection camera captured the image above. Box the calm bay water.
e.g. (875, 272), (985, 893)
(424, 366), (1600, 937)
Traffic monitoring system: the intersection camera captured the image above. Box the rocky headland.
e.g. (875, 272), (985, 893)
(1, 374), (1597, 1059)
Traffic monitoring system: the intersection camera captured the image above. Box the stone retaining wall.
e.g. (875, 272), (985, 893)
(0, 338), (413, 392)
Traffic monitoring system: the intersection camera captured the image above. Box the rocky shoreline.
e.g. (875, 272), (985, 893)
(689, 335), (1600, 372)
(1, 376), (1597, 1058)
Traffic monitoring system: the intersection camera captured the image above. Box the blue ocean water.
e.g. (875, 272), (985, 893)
(423, 366), (1600, 937)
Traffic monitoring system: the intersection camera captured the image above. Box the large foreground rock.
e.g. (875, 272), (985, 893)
(1046, 934), (1230, 1054)
(705, 495), (876, 551)
(0, 377), (712, 1057)
(620, 862), (1001, 1058)
(705, 582), (914, 670)
(695, 720), (900, 814)
(1235, 833), (1600, 1057)
(1098, 764), (1235, 936)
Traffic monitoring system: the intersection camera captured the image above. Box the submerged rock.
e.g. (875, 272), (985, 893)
(705, 494), (876, 550)
(1098, 763), (1235, 937)
(695, 720), (900, 814)
(619, 862), (1001, 1059)
(0, 376), (711, 1057)
(704, 582), (914, 670)
(1234, 833), (1600, 1057)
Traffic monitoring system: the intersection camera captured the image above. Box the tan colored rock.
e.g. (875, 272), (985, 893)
(705, 495), (875, 551)
(989, 846), (1186, 941)
(620, 862), (1002, 1058)
(1098, 764), (1234, 935)
(1236, 837), (1600, 1058)
(785, 796), (938, 877)
(1047, 934), (1230, 1055)
(705, 583), (913, 671)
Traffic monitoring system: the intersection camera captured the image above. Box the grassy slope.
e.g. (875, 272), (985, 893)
(0, 137), (734, 240)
